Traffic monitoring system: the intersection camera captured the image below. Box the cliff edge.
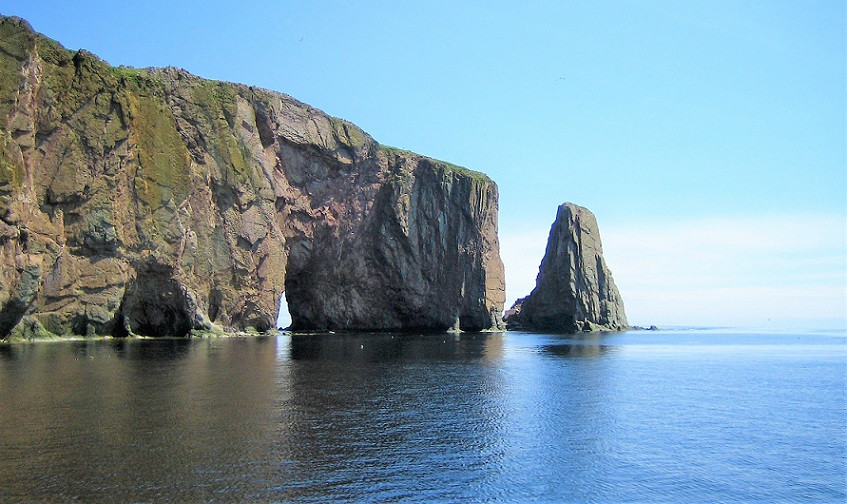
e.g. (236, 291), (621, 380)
(0, 16), (505, 339)
(504, 203), (627, 332)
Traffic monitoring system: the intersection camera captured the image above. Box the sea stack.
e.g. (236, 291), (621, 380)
(504, 203), (627, 332)
(0, 16), (505, 339)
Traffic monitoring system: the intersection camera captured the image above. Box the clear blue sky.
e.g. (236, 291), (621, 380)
(4, 1), (845, 328)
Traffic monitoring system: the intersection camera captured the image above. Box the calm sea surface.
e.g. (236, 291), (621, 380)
(0, 328), (844, 502)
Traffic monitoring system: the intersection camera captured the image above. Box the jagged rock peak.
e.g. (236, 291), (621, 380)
(504, 202), (627, 332)
(0, 15), (505, 339)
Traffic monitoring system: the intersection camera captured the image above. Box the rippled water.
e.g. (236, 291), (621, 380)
(0, 328), (844, 502)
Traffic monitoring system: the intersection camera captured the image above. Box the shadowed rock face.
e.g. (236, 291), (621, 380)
(0, 16), (505, 339)
(504, 203), (627, 332)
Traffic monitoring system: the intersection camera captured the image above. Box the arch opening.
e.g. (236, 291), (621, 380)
(276, 292), (292, 330)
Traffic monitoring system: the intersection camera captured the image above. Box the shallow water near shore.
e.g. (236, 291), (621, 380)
(1, 328), (844, 502)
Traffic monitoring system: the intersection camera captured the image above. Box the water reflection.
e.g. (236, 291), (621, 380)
(288, 331), (505, 362)
(276, 331), (509, 500)
(102, 337), (194, 360)
(541, 333), (620, 359)
(0, 336), (280, 502)
(492, 331), (619, 500)
(2, 331), (842, 502)
(0, 333), (510, 501)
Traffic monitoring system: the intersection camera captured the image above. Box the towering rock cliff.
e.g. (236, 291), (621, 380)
(0, 16), (505, 339)
(504, 203), (627, 332)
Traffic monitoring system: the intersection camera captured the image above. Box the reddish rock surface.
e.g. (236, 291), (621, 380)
(0, 16), (504, 338)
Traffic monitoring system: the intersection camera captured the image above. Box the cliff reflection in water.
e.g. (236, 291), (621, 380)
(0, 337), (281, 501)
(1, 330), (844, 502)
(272, 331), (508, 498)
(0, 331), (612, 501)
(287, 331), (505, 362)
(0, 332), (509, 502)
(540, 332), (619, 359)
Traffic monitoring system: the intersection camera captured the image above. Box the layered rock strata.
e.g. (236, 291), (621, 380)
(0, 16), (505, 339)
(504, 203), (627, 332)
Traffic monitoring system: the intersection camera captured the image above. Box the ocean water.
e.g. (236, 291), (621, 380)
(0, 328), (844, 502)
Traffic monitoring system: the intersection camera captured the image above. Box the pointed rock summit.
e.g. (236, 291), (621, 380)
(505, 203), (627, 332)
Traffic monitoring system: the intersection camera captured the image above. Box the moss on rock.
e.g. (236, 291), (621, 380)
(133, 94), (191, 210)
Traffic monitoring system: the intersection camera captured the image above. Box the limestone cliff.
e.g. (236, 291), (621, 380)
(504, 203), (627, 332)
(0, 16), (505, 339)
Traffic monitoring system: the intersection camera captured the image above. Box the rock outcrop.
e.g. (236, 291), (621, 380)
(0, 16), (505, 339)
(504, 203), (627, 332)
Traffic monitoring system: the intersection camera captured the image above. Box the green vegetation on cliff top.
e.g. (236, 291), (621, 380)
(379, 144), (490, 183)
(189, 79), (257, 186)
(329, 116), (369, 149)
(0, 18), (32, 188)
(0, 17), (33, 119)
(0, 15), (493, 197)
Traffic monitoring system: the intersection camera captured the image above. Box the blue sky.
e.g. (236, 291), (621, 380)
(4, 1), (844, 328)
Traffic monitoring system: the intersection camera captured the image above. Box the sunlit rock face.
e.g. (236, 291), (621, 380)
(504, 203), (627, 332)
(0, 16), (505, 339)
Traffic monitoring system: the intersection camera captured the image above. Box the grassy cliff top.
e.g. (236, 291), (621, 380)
(0, 14), (494, 189)
(378, 144), (492, 184)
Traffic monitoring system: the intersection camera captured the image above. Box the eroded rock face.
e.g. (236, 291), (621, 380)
(504, 203), (627, 332)
(0, 16), (505, 339)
